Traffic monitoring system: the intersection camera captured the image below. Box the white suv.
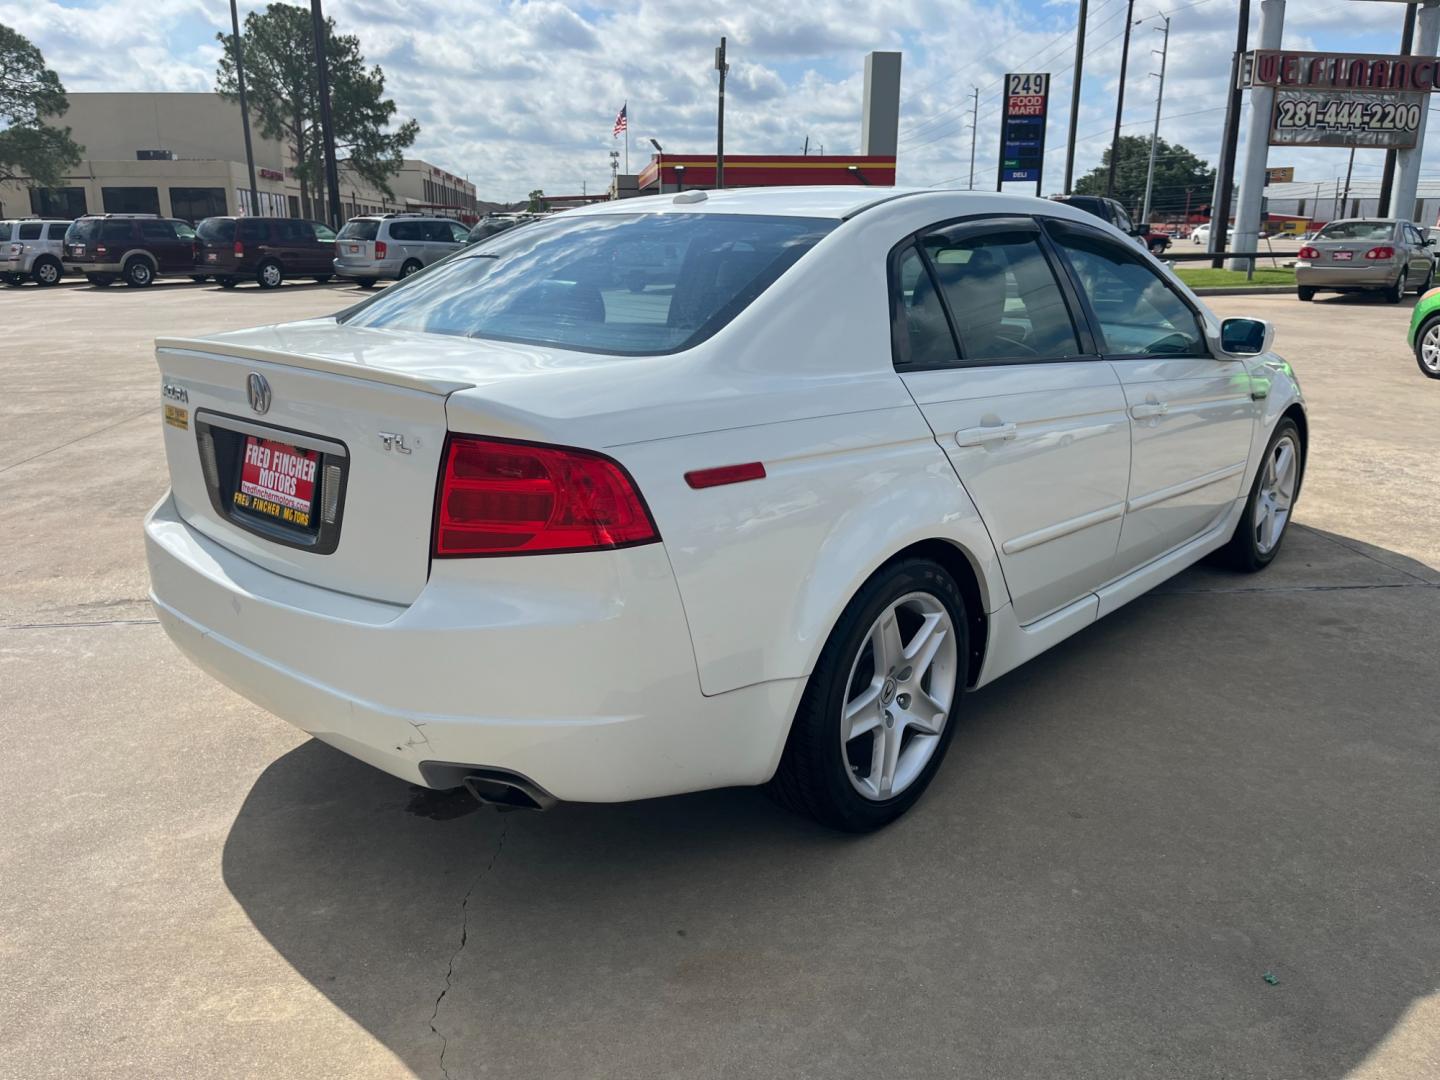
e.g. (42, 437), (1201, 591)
(332, 213), (469, 287)
(1, 218), (71, 287)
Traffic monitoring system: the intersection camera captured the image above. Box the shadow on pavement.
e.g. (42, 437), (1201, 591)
(222, 526), (1440, 1080)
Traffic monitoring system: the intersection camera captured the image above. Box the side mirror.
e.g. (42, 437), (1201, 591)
(1218, 317), (1274, 356)
(1426, 237), (1438, 247)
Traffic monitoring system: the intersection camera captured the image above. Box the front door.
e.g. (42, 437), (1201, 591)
(894, 217), (1132, 626)
(1045, 219), (1258, 570)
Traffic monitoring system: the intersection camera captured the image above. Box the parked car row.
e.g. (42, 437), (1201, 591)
(0, 212), (475, 291)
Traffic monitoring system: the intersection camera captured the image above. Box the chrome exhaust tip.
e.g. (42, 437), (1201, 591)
(461, 769), (557, 812)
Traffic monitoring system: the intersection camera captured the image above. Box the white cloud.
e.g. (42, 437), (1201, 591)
(0, 0), (1428, 200)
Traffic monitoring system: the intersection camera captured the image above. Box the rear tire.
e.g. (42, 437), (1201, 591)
(190, 274), (209, 283)
(1386, 270), (1406, 304)
(123, 258), (154, 288)
(313, 274), (332, 284)
(86, 273), (114, 287)
(1413, 314), (1440, 379)
(767, 558), (968, 832)
(256, 260), (284, 289)
(32, 258), (62, 286)
(1297, 286), (1315, 302)
(399, 259), (422, 279)
(1217, 418), (1303, 573)
(217, 276), (239, 289)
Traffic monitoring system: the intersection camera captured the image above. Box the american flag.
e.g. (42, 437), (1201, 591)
(612, 103), (628, 138)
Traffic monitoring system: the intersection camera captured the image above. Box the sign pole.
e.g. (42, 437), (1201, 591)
(1105, 0), (1137, 199)
(1378, 2), (1418, 217)
(1228, 0), (1285, 271)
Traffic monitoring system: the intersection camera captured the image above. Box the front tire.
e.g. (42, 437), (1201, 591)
(1297, 286), (1315, 302)
(1, 273), (23, 287)
(86, 273), (114, 287)
(355, 277), (377, 289)
(767, 558), (967, 832)
(217, 276), (239, 289)
(313, 274), (332, 284)
(190, 274), (209, 283)
(1218, 418), (1303, 572)
(1413, 314), (1440, 379)
(32, 258), (62, 286)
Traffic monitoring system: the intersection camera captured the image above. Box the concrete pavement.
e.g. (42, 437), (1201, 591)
(1, 281), (1436, 1079)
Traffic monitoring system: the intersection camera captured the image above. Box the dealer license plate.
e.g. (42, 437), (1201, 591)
(1332, 250), (1354, 261)
(206, 252), (217, 262)
(233, 436), (320, 530)
(347, 243), (360, 254)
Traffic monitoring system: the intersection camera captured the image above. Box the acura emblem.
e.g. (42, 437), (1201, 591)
(246, 372), (272, 415)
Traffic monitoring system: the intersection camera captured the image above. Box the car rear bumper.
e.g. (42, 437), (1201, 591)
(333, 257), (396, 280)
(1294, 262), (1398, 288)
(144, 493), (798, 802)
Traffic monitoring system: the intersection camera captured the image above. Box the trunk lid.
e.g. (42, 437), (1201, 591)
(155, 320), (476, 605)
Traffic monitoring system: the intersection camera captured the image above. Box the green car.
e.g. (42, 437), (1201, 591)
(1408, 287), (1440, 379)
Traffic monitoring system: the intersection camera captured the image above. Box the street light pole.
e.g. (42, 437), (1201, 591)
(1106, 0), (1137, 198)
(1063, 0), (1089, 194)
(715, 37), (728, 189)
(229, 0), (259, 216)
(1140, 14), (1171, 225)
(310, 0), (343, 229)
(968, 86), (979, 190)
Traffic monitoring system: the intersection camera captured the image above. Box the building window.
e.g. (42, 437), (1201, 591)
(170, 186), (228, 223)
(102, 187), (162, 215)
(1296, 199), (1307, 216)
(29, 186), (88, 218)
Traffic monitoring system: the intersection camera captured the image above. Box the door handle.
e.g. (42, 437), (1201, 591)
(1130, 401), (1170, 420)
(954, 422), (1018, 448)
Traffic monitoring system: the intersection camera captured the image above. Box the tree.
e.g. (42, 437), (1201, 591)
(215, 3), (417, 218)
(527, 189), (549, 213)
(1074, 135), (1214, 222)
(0, 24), (84, 189)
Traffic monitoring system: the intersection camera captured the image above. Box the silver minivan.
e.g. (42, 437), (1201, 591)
(332, 213), (470, 287)
(1, 218), (72, 287)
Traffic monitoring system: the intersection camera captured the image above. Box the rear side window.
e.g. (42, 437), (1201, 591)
(341, 212), (837, 355)
(1049, 224), (1205, 357)
(45, 224), (67, 240)
(338, 219), (379, 241)
(388, 221), (422, 242)
(892, 245), (961, 369)
(18, 223), (42, 240)
(197, 218), (236, 243)
(238, 218), (267, 243)
(280, 219), (314, 242)
(919, 226), (1081, 362)
(101, 220), (134, 244)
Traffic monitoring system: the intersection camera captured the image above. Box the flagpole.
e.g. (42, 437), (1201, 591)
(625, 102), (629, 172)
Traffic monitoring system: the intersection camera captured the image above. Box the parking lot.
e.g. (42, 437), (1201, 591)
(1, 278), (1437, 1079)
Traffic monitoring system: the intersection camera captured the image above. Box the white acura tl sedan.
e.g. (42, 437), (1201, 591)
(145, 187), (1306, 831)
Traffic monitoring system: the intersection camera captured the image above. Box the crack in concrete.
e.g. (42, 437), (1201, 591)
(2, 617), (160, 631)
(0, 406), (154, 475)
(429, 820), (508, 1080)
(1159, 581), (1438, 596)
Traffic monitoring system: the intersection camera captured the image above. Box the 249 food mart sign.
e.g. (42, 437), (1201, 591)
(1243, 50), (1439, 148)
(999, 73), (1049, 188)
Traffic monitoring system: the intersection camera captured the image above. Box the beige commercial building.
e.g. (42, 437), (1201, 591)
(0, 92), (477, 223)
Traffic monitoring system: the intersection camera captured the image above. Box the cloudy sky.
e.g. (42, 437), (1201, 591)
(0, 0), (1434, 203)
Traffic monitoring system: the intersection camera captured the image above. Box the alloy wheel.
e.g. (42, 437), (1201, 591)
(36, 262), (60, 285)
(1254, 433), (1299, 555)
(1421, 323), (1440, 375)
(840, 591), (958, 801)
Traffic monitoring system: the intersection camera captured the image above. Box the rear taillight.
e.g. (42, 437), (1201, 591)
(433, 435), (659, 557)
(234, 240), (245, 257)
(374, 240), (387, 260)
(1298, 246), (1319, 260)
(1365, 246), (1396, 260)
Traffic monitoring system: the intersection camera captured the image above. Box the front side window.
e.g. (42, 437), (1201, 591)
(172, 220), (196, 240)
(341, 212), (836, 356)
(1109, 201), (1135, 234)
(313, 222), (337, 242)
(1050, 225), (1205, 357)
(140, 220), (177, 241)
(920, 225), (1081, 362)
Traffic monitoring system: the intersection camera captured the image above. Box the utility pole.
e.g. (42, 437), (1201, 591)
(310, 0), (343, 229)
(968, 86), (980, 190)
(803, 135), (810, 155)
(229, 0), (259, 216)
(1106, 0), (1138, 198)
(1380, 2), (1420, 216)
(1064, 0), (1089, 194)
(1141, 14), (1171, 224)
(1211, 0), (1250, 268)
(1342, 146), (1356, 217)
(715, 37), (729, 189)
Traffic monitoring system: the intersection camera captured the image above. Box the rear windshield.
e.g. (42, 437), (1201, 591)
(338, 219), (380, 241)
(1317, 221), (1395, 242)
(197, 218), (236, 243)
(66, 219), (101, 242)
(339, 212), (837, 355)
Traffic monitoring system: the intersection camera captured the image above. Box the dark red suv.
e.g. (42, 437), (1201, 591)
(195, 216), (339, 289)
(62, 214), (198, 287)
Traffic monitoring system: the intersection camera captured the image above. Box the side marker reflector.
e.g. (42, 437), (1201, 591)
(685, 462), (766, 489)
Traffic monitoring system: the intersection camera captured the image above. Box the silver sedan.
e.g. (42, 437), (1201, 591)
(1295, 218), (1436, 303)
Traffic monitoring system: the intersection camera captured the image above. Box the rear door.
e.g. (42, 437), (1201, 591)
(139, 219), (185, 272)
(1045, 218), (1257, 570)
(895, 216), (1132, 626)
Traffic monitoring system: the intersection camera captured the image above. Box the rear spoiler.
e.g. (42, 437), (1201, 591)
(155, 336), (476, 396)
